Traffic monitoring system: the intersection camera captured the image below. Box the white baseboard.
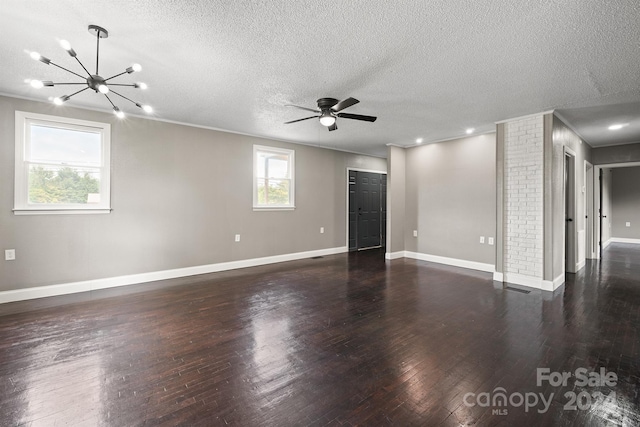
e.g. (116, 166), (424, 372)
(503, 272), (564, 292)
(493, 272), (504, 282)
(0, 246), (348, 305)
(552, 274), (565, 290)
(577, 259), (586, 271)
(611, 237), (640, 245)
(603, 238), (613, 249)
(385, 251), (405, 260)
(403, 251), (495, 273)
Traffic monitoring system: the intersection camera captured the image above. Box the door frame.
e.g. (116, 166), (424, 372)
(346, 168), (387, 250)
(564, 147), (577, 274)
(591, 161), (640, 260)
(585, 161), (596, 259)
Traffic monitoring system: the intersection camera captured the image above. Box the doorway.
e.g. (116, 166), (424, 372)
(565, 149), (577, 273)
(348, 170), (387, 251)
(585, 161), (595, 259)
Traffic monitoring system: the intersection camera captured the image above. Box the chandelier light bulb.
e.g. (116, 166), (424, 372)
(127, 63), (142, 73)
(142, 104), (153, 113)
(53, 97), (64, 105)
(30, 80), (44, 89)
(98, 84), (109, 94)
(30, 51), (51, 64)
(135, 82), (148, 90)
(113, 107), (125, 119)
(59, 39), (77, 57)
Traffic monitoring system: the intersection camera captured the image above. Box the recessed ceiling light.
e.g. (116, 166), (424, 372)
(416, 138), (423, 144)
(608, 123), (628, 130)
(466, 128), (475, 134)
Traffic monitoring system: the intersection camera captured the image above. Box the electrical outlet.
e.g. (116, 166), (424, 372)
(5, 249), (16, 261)
(480, 236), (485, 244)
(234, 234), (240, 242)
(320, 227), (324, 234)
(413, 230), (418, 237)
(488, 237), (494, 245)
(626, 222), (631, 227)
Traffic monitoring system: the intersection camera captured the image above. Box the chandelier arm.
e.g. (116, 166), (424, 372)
(49, 82), (87, 85)
(108, 83), (137, 87)
(50, 61), (87, 79)
(109, 89), (139, 106)
(103, 94), (117, 108)
(73, 56), (92, 77)
(103, 71), (128, 82)
(66, 86), (91, 100)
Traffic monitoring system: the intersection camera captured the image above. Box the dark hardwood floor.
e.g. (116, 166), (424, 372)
(1, 244), (639, 426)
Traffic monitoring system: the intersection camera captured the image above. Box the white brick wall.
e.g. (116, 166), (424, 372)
(504, 116), (544, 278)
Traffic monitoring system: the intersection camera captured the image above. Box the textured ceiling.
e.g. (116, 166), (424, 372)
(1, 0), (639, 157)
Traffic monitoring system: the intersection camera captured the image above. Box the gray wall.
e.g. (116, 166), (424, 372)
(611, 167), (640, 239)
(593, 143), (640, 165)
(549, 115), (592, 279)
(0, 95), (386, 292)
(404, 134), (496, 264)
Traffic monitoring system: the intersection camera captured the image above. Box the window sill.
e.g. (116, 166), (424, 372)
(253, 206), (295, 211)
(13, 208), (112, 215)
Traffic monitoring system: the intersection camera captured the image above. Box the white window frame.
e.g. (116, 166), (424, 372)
(253, 145), (295, 210)
(14, 111), (111, 215)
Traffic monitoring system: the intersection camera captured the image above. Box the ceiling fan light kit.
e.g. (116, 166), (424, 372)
(285, 97), (377, 132)
(28, 25), (152, 119)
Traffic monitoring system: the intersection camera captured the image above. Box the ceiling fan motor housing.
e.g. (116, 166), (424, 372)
(317, 98), (339, 110)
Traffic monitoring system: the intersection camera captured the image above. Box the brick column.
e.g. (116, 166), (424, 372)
(504, 116), (544, 282)
(496, 113), (558, 290)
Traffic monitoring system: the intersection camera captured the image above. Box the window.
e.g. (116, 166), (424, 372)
(14, 111), (111, 214)
(253, 145), (295, 210)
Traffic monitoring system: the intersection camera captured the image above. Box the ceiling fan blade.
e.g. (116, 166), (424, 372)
(331, 97), (359, 112)
(337, 112), (377, 122)
(285, 104), (320, 113)
(284, 116), (319, 124)
(328, 123), (338, 131)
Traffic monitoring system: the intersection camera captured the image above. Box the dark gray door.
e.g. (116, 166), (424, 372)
(348, 170), (386, 251)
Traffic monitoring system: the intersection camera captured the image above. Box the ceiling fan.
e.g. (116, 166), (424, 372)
(285, 97), (377, 131)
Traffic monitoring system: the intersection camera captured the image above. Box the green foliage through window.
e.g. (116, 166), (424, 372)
(28, 166), (100, 204)
(257, 179), (290, 205)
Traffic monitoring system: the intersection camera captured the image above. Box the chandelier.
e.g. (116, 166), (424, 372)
(29, 25), (152, 119)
